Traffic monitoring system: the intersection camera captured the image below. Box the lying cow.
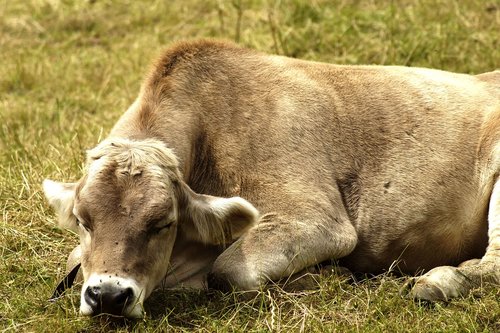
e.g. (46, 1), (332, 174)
(43, 39), (500, 318)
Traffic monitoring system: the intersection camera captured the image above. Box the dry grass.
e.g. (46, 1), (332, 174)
(1, 0), (499, 332)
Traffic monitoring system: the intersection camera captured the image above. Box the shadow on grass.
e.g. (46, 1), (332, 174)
(45, 271), (465, 331)
(145, 289), (210, 322)
(143, 288), (242, 328)
(143, 287), (282, 328)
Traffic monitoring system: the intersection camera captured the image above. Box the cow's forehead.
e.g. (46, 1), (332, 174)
(85, 138), (179, 170)
(76, 138), (181, 208)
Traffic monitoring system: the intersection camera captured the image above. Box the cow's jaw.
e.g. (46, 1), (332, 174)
(80, 273), (145, 318)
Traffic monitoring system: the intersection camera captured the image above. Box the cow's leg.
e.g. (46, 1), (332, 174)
(208, 199), (358, 291)
(410, 177), (500, 301)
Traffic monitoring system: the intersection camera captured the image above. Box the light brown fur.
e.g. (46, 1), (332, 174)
(44, 39), (499, 316)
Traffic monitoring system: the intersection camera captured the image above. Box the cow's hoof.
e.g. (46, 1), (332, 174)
(409, 266), (471, 302)
(280, 272), (320, 292)
(207, 272), (234, 293)
(207, 272), (260, 300)
(319, 265), (354, 279)
(210, 252), (262, 292)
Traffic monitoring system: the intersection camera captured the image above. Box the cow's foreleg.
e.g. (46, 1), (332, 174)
(208, 204), (358, 291)
(410, 177), (500, 301)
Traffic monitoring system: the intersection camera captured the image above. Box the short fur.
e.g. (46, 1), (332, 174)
(44, 40), (500, 316)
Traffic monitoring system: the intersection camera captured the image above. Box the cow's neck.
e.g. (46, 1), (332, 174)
(108, 97), (228, 197)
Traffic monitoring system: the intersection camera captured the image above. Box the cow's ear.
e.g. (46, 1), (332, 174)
(42, 179), (78, 232)
(177, 183), (258, 245)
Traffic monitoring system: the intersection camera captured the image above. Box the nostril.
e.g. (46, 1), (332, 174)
(114, 287), (134, 307)
(84, 286), (101, 309)
(84, 284), (135, 315)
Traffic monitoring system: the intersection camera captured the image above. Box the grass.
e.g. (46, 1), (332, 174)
(1, 0), (499, 331)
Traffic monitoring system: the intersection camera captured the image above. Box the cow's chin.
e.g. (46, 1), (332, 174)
(79, 273), (146, 318)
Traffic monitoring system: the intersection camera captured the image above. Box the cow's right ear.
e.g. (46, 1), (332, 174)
(42, 179), (79, 232)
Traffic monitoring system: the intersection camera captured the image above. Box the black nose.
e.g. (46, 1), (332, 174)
(85, 285), (134, 315)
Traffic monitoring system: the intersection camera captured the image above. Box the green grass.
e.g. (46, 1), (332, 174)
(1, 0), (499, 331)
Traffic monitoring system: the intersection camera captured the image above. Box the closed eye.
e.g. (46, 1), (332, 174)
(155, 224), (171, 233)
(149, 218), (174, 234)
(73, 207), (92, 232)
(75, 216), (91, 232)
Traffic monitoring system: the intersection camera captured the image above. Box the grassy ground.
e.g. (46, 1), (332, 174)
(1, 0), (499, 332)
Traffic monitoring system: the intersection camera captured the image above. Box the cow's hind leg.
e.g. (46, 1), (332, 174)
(410, 178), (500, 301)
(208, 196), (358, 292)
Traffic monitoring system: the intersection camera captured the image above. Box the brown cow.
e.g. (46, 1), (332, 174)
(43, 39), (500, 318)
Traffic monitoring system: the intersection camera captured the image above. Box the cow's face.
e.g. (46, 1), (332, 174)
(43, 138), (258, 318)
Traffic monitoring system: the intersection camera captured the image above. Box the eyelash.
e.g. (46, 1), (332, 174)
(150, 218), (174, 234)
(155, 224), (171, 233)
(76, 218), (91, 232)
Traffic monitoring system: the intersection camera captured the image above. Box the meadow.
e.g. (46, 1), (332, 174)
(1, 0), (499, 331)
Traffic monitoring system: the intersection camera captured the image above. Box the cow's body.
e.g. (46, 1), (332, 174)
(44, 40), (500, 317)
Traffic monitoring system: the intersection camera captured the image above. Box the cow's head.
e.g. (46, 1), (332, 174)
(43, 138), (258, 318)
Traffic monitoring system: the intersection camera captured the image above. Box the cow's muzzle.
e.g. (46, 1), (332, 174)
(80, 274), (144, 318)
(84, 284), (134, 316)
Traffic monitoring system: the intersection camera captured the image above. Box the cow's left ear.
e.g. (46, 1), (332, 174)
(177, 183), (259, 245)
(42, 179), (79, 232)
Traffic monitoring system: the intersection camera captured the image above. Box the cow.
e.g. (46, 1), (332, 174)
(43, 39), (500, 318)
